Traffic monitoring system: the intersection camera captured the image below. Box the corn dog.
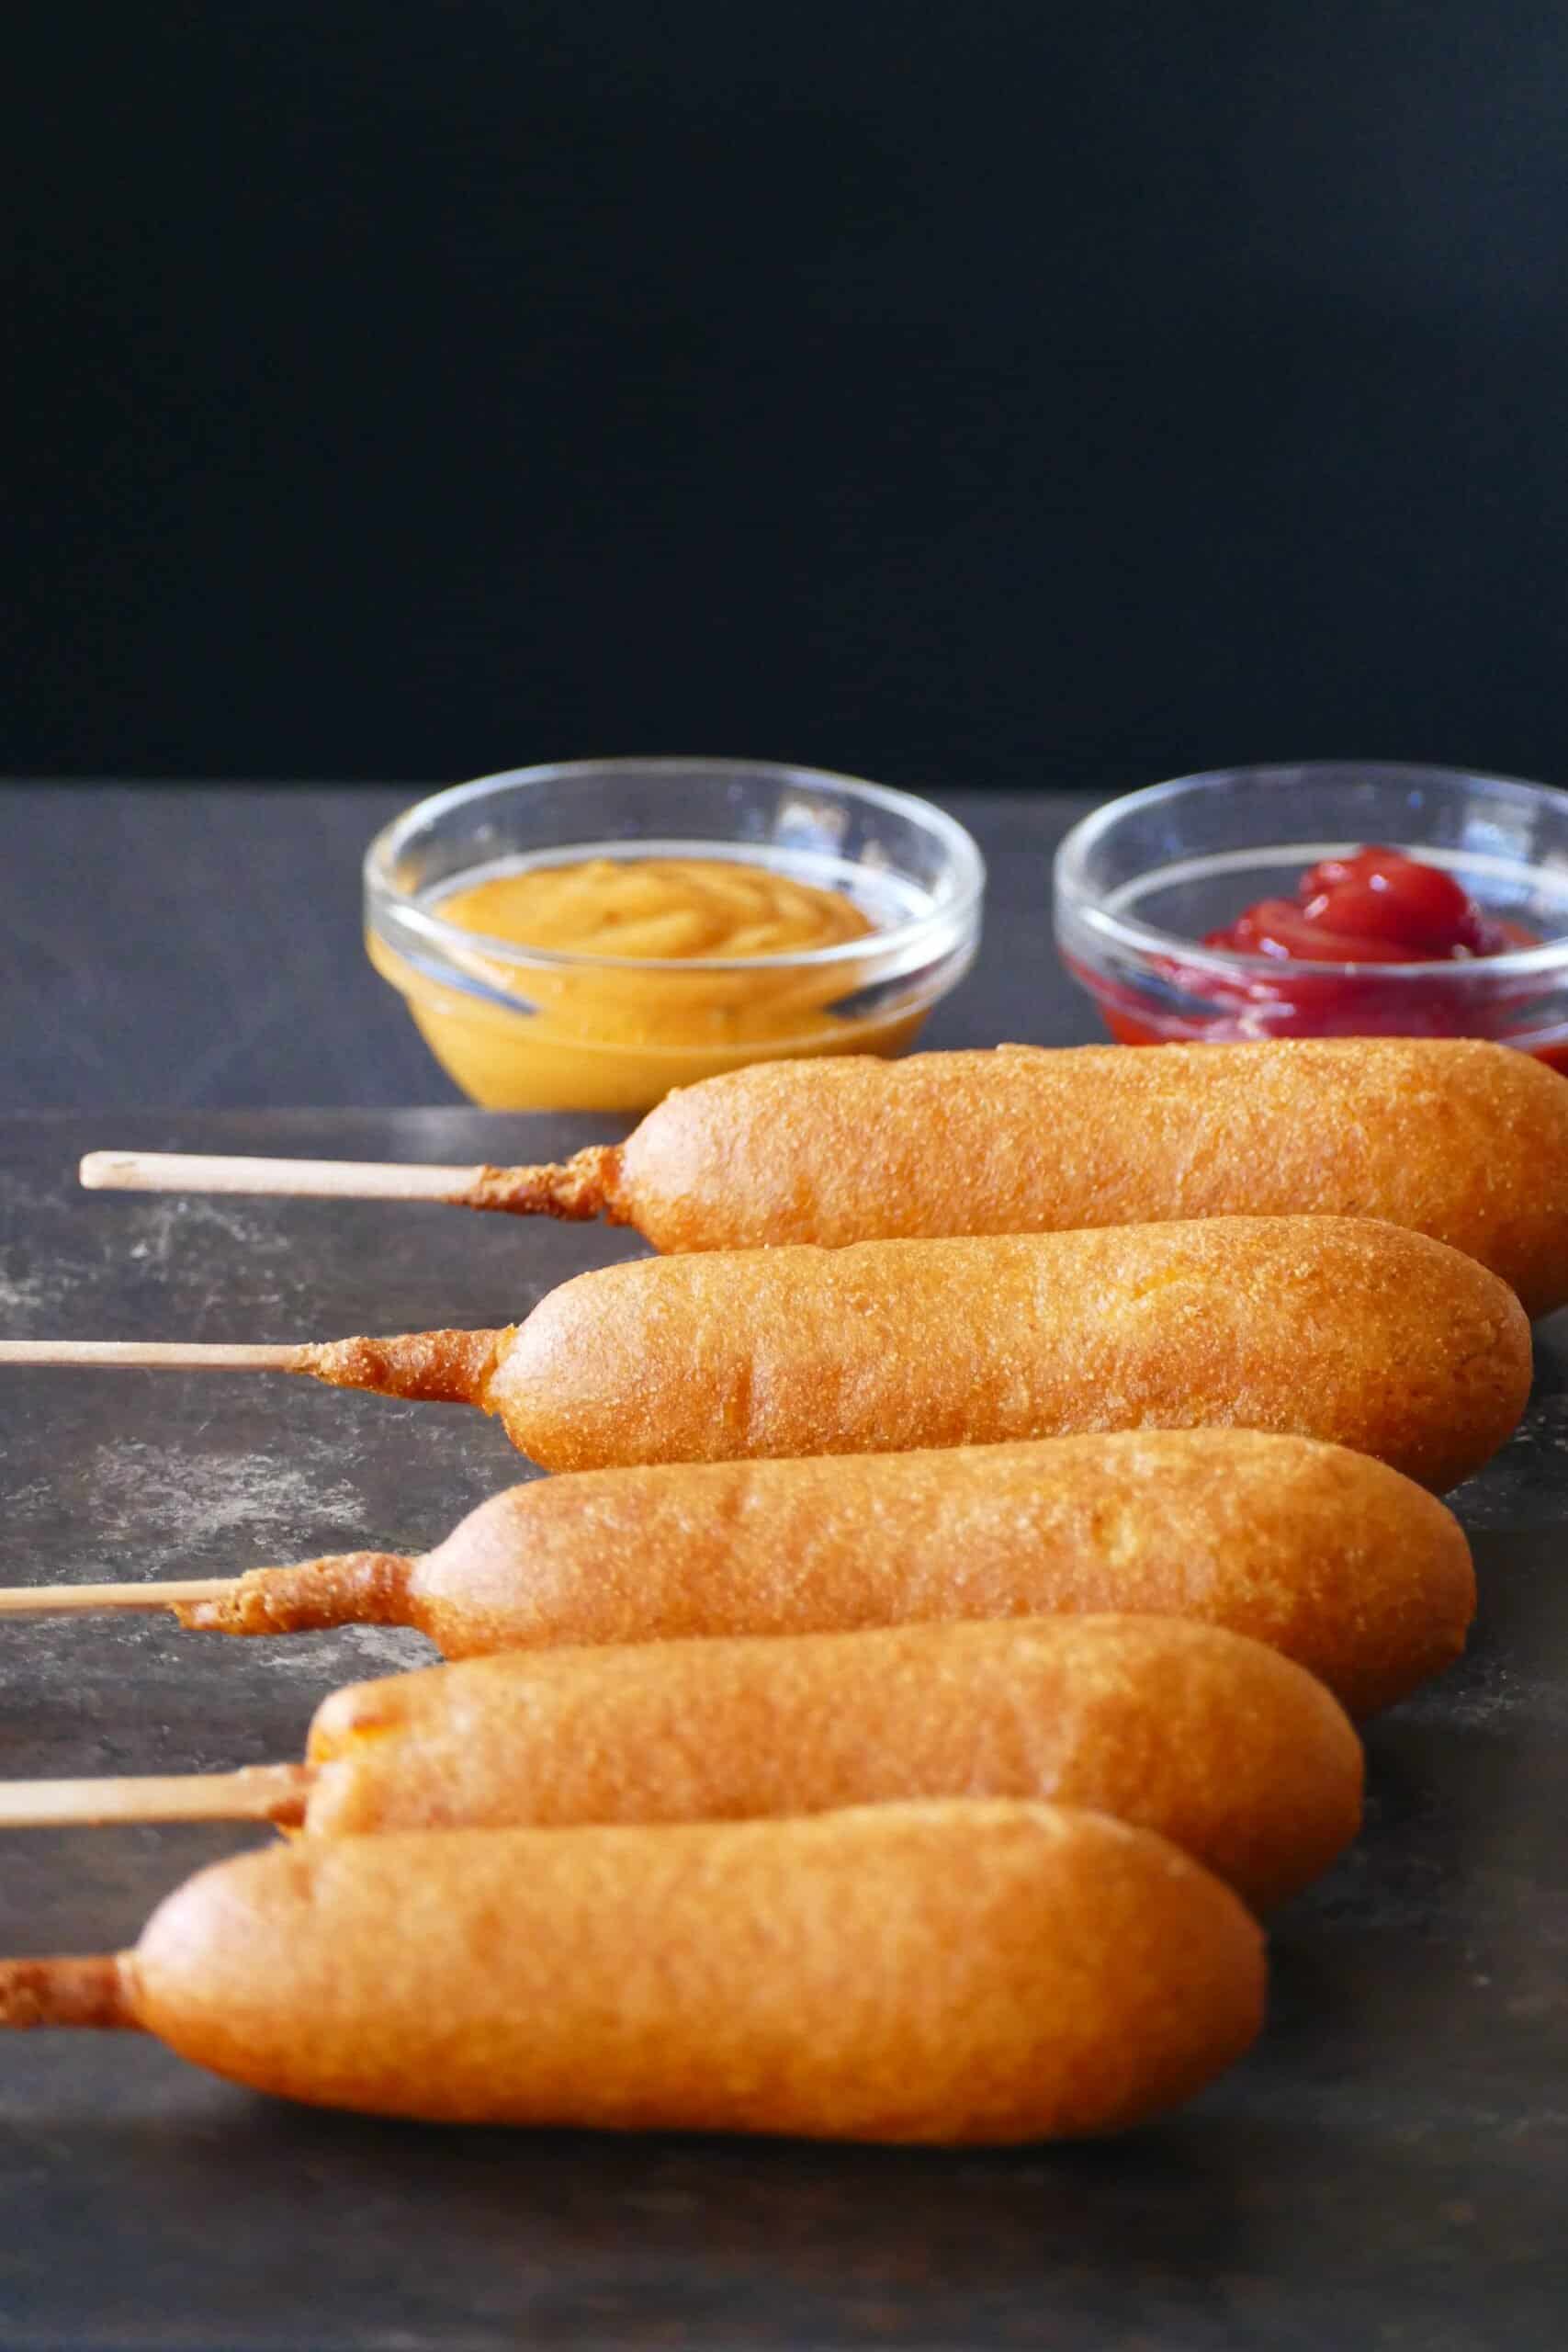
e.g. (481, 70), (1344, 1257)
(136, 1430), (1471, 1717)
(313, 1216), (1530, 1488)
(82, 1038), (1568, 1316)
(0, 1803), (1266, 2141)
(295, 1615), (1361, 1907)
(576, 1041), (1568, 1310)
(2, 1218), (1528, 1486)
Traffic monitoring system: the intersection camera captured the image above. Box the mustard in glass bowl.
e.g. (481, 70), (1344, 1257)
(365, 758), (985, 1112)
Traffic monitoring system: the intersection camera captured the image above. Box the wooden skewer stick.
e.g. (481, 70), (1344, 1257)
(81, 1150), (488, 1205)
(0, 1553), (412, 1636)
(78, 1148), (611, 1221)
(0, 1765), (311, 1830)
(0, 1578), (233, 1616)
(0, 1340), (304, 1371)
(0, 1330), (505, 1414)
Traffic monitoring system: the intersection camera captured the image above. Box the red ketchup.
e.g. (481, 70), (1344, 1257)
(1202, 845), (1534, 965)
(1091, 845), (1565, 1066)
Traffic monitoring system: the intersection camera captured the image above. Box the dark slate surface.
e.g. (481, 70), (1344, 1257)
(1, 1111), (1566, 2350)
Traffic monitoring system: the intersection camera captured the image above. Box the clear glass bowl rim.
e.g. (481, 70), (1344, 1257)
(366, 756), (987, 977)
(1055, 760), (1568, 980)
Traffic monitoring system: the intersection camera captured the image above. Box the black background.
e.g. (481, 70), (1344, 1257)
(8, 2), (1568, 792)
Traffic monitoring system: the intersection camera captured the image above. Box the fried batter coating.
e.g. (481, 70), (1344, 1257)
(303, 1612), (1363, 1909)
(120, 1803), (1265, 2141)
(480, 1217), (1529, 1487)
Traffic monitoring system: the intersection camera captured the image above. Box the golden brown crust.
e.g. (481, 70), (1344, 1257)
(299, 1329), (511, 1408)
(176, 1552), (414, 1636)
(129, 1802), (1265, 2141)
(304, 1613), (1361, 1909)
(618, 1040), (1568, 1315)
(492, 1217), (1529, 1489)
(451, 1147), (625, 1222)
(0, 1957), (135, 2030)
(406, 1429), (1472, 1713)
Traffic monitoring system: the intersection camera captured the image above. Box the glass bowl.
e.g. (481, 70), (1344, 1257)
(1055, 762), (1568, 1068)
(366, 758), (985, 1112)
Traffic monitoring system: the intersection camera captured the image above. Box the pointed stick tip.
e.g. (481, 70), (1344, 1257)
(78, 1152), (138, 1191)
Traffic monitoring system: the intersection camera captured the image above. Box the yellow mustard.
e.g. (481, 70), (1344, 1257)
(370, 855), (928, 1111)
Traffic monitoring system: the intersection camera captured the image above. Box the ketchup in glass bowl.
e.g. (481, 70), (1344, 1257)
(1054, 763), (1568, 1069)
